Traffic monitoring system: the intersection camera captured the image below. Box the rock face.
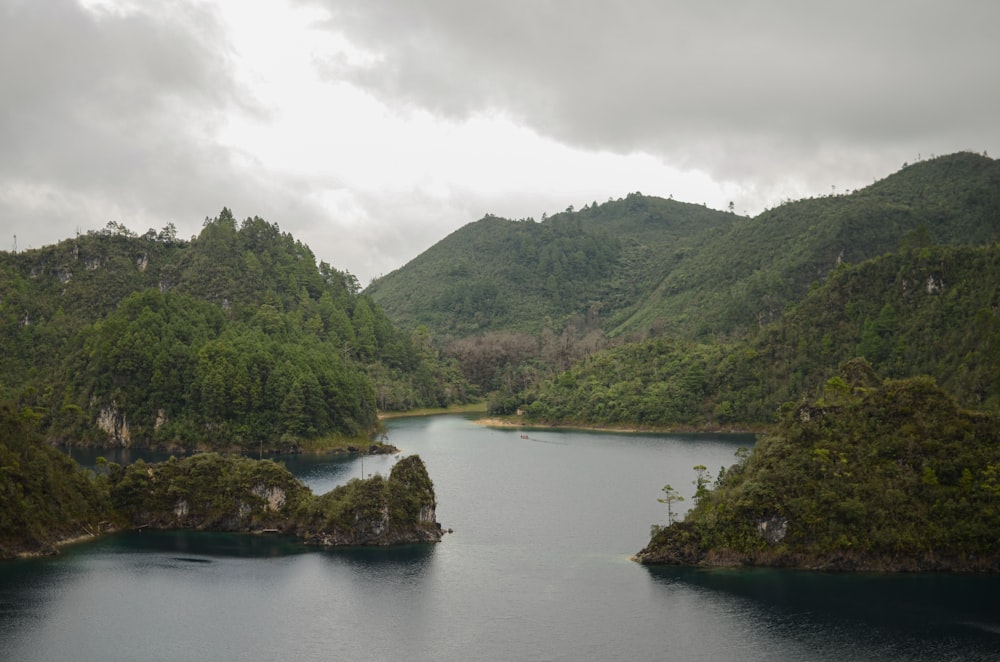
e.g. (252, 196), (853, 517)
(96, 403), (131, 446)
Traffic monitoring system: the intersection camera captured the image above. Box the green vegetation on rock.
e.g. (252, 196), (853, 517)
(0, 403), (112, 558)
(635, 361), (1000, 572)
(105, 452), (441, 547)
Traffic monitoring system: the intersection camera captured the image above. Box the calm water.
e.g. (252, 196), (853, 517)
(2, 415), (998, 661)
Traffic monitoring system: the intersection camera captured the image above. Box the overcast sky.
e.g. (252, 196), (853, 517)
(2, 0), (998, 284)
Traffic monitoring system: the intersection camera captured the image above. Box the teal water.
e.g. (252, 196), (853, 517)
(2, 415), (998, 661)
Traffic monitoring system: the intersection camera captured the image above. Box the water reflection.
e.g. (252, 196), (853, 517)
(318, 543), (436, 570)
(93, 530), (308, 559)
(645, 565), (1000, 660)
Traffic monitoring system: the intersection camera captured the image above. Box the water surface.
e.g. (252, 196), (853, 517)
(2, 416), (997, 661)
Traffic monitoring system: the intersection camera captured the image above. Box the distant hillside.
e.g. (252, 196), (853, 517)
(0, 210), (469, 448)
(736, 242), (1000, 416)
(366, 195), (738, 335)
(615, 152), (1000, 338)
(370, 152), (999, 342)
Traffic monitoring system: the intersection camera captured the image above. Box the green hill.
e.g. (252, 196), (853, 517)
(368, 152), (999, 345)
(634, 362), (1000, 572)
(366, 195), (738, 336)
(0, 398), (441, 559)
(0, 402), (112, 558)
(614, 152), (1000, 338)
(0, 210), (469, 449)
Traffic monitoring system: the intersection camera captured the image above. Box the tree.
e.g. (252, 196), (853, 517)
(351, 298), (377, 358)
(692, 465), (712, 503)
(657, 484), (684, 525)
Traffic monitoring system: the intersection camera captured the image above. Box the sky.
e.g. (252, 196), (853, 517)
(2, 0), (998, 285)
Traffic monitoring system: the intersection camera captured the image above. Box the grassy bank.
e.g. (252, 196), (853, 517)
(379, 402), (487, 420)
(475, 415), (765, 436)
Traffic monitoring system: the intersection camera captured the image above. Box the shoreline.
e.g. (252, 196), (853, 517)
(474, 416), (766, 436)
(12, 531), (102, 560)
(378, 402), (488, 420)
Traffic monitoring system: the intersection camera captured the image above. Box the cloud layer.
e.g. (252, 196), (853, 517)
(2, 0), (998, 282)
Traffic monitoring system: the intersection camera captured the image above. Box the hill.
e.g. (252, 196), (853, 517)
(616, 152), (1000, 338)
(634, 362), (1000, 572)
(365, 195), (738, 336)
(0, 402), (112, 558)
(368, 152), (999, 344)
(0, 210), (470, 449)
(0, 401), (441, 559)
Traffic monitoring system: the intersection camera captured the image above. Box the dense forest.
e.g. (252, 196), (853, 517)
(523, 242), (1000, 426)
(366, 195), (737, 335)
(371, 152), (999, 341)
(0, 402), (111, 557)
(635, 361), (1000, 572)
(0, 209), (470, 450)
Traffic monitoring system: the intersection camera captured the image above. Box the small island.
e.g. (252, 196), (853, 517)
(635, 360), (1000, 573)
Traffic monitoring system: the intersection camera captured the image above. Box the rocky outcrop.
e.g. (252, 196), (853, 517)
(96, 403), (131, 446)
(107, 452), (442, 547)
(298, 455), (443, 547)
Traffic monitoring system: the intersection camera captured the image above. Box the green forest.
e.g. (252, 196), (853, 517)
(635, 361), (1000, 572)
(0, 209), (470, 450)
(523, 242), (1000, 427)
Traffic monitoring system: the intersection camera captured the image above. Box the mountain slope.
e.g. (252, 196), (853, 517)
(615, 152), (1000, 338)
(525, 242), (1000, 427)
(365, 195), (738, 335)
(369, 152), (999, 343)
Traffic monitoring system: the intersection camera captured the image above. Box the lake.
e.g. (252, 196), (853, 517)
(2, 415), (998, 661)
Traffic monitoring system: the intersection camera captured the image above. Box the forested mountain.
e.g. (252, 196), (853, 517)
(0, 210), (469, 449)
(616, 151), (1000, 338)
(370, 152), (999, 342)
(366, 152), (999, 428)
(2, 153), (997, 445)
(366, 195), (737, 335)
